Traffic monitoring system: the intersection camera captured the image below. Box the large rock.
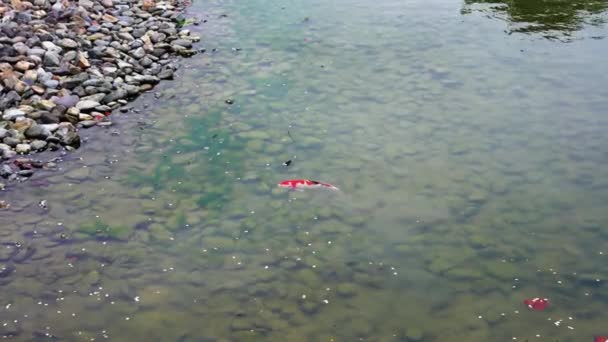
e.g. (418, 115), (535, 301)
(80, 93), (106, 103)
(13, 42), (29, 55)
(3, 137), (21, 147)
(171, 39), (193, 48)
(60, 73), (90, 89)
(102, 88), (128, 103)
(39, 111), (61, 124)
(59, 38), (78, 49)
(75, 100), (100, 110)
(51, 94), (79, 107)
(15, 144), (31, 154)
(42, 41), (62, 52)
(1, 165), (14, 178)
(131, 47), (146, 59)
(54, 123), (80, 147)
(0, 91), (21, 111)
(30, 140), (48, 151)
(43, 51), (60, 67)
(2, 108), (25, 121)
(25, 125), (50, 139)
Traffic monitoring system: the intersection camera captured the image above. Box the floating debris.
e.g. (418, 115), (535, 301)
(282, 160), (292, 166)
(0, 200), (10, 209)
(524, 298), (549, 311)
(38, 200), (48, 209)
(225, 99), (234, 105)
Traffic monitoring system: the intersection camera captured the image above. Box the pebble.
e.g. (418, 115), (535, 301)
(60, 38), (79, 49)
(80, 120), (98, 128)
(30, 140), (48, 151)
(1, 165), (13, 178)
(75, 100), (101, 111)
(15, 144), (31, 154)
(3, 108), (25, 121)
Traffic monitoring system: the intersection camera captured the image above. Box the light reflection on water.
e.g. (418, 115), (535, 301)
(1, 0), (608, 340)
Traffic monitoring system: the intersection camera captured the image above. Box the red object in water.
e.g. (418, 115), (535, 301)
(278, 179), (339, 190)
(104, 111), (111, 116)
(595, 336), (608, 342)
(523, 297), (549, 311)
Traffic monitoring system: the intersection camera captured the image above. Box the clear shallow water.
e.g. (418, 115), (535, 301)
(2, 0), (608, 340)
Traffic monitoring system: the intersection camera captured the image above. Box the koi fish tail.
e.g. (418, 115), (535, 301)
(320, 182), (339, 190)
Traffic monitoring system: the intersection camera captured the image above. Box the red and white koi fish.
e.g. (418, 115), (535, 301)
(595, 336), (608, 342)
(278, 179), (339, 191)
(523, 297), (549, 311)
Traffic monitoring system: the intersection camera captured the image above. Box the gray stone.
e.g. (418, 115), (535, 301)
(118, 32), (135, 41)
(82, 79), (104, 87)
(15, 144), (31, 154)
(102, 88), (128, 103)
(58, 38), (78, 49)
(117, 60), (133, 69)
(131, 47), (146, 59)
(0, 91), (21, 111)
(54, 123), (80, 147)
(158, 68), (173, 80)
(63, 50), (78, 61)
(42, 41), (61, 52)
(13, 42), (29, 55)
(30, 140), (48, 151)
(132, 28), (146, 38)
(2, 108), (25, 121)
(39, 112), (60, 124)
(3, 137), (21, 147)
(22, 70), (38, 85)
(25, 125), (50, 139)
(40, 124), (59, 132)
(78, 0), (94, 9)
(43, 51), (60, 66)
(80, 93), (106, 103)
(28, 48), (46, 57)
(2, 150), (16, 160)
(128, 74), (159, 84)
(60, 73), (90, 89)
(140, 56), (153, 67)
(171, 39), (193, 48)
(150, 32), (166, 43)
(79, 120), (97, 128)
(102, 66), (118, 76)
(51, 94), (79, 108)
(0, 129), (7, 139)
(1, 165), (14, 178)
(18, 169), (34, 177)
(75, 100), (100, 110)
(43, 79), (59, 89)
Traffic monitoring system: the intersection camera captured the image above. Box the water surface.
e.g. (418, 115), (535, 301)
(1, 0), (608, 340)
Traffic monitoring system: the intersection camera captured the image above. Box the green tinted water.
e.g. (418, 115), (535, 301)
(1, 0), (608, 340)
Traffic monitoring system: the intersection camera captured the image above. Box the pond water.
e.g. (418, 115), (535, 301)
(2, 0), (608, 340)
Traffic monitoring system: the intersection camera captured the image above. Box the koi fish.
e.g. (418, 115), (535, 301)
(595, 336), (608, 342)
(278, 179), (339, 190)
(523, 297), (549, 311)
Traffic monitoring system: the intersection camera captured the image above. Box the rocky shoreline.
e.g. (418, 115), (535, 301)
(0, 0), (200, 185)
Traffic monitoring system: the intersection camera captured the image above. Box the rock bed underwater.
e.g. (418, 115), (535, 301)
(1, 0), (608, 340)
